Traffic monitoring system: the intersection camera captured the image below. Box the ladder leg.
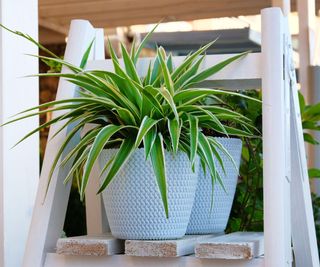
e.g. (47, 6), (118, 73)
(22, 20), (96, 267)
(85, 164), (110, 234)
(290, 68), (320, 267)
(84, 28), (110, 235)
(261, 7), (292, 267)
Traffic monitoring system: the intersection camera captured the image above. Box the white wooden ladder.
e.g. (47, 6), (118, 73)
(22, 7), (319, 267)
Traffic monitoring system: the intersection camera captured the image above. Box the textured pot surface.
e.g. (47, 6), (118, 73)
(186, 137), (242, 234)
(99, 148), (199, 240)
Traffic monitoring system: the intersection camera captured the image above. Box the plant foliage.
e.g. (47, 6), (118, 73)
(2, 25), (258, 218)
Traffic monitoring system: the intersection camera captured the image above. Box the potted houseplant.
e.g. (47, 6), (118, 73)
(185, 92), (260, 234)
(2, 25), (257, 240)
(186, 134), (243, 234)
(186, 94), (258, 234)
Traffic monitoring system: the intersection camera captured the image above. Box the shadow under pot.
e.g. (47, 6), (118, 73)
(186, 137), (242, 234)
(99, 148), (199, 240)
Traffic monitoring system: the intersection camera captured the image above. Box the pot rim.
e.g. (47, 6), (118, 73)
(101, 137), (241, 153)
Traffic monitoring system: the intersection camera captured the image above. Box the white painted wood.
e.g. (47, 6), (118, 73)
(0, 0), (39, 266)
(22, 20), (97, 267)
(85, 163), (110, 234)
(261, 7), (292, 267)
(286, 28), (320, 267)
(86, 53), (262, 90)
(85, 28), (110, 235)
(57, 234), (124, 256)
(44, 253), (265, 267)
(125, 234), (222, 257)
(290, 76), (320, 267)
(195, 232), (263, 260)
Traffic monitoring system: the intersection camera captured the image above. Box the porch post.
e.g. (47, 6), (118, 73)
(261, 7), (292, 267)
(0, 0), (39, 266)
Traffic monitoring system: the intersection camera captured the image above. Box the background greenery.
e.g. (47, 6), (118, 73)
(226, 90), (320, 253)
(225, 90), (263, 233)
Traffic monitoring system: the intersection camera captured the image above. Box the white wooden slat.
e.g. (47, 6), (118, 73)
(56, 234), (124, 256)
(287, 22), (320, 266)
(0, 0), (39, 266)
(22, 20), (97, 267)
(290, 80), (320, 267)
(125, 234), (222, 257)
(195, 232), (264, 260)
(85, 28), (110, 236)
(261, 7), (292, 267)
(86, 53), (262, 90)
(44, 253), (265, 267)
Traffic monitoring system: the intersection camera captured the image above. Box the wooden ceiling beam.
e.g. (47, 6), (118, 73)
(39, 0), (267, 18)
(43, 6), (265, 29)
(38, 0), (320, 44)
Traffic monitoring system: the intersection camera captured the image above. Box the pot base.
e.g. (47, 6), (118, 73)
(99, 149), (199, 240)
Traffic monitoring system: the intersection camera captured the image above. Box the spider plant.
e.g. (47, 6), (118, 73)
(2, 25), (258, 218)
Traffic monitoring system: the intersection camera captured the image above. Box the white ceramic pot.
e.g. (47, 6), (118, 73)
(186, 137), (242, 234)
(99, 148), (199, 240)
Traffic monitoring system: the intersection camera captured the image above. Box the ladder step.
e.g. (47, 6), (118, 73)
(55, 231), (263, 259)
(45, 253), (265, 267)
(195, 232), (264, 260)
(56, 233), (124, 256)
(125, 233), (222, 257)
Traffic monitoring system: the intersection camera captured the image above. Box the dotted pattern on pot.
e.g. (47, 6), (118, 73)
(99, 149), (199, 240)
(186, 137), (242, 234)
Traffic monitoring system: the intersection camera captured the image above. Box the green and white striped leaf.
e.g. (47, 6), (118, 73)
(183, 51), (249, 87)
(143, 126), (157, 159)
(80, 125), (129, 199)
(98, 138), (135, 193)
(135, 116), (159, 148)
(188, 115), (199, 166)
(133, 22), (159, 63)
(171, 39), (217, 81)
(80, 39), (94, 68)
(150, 133), (168, 218)
(168, 118), (181, 153)
(158, 47), (174, 95)
(159, 87), (179, 121)
(120, 43), (141, 84)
